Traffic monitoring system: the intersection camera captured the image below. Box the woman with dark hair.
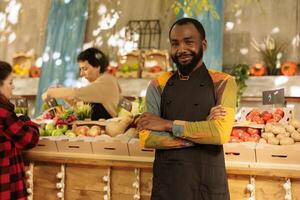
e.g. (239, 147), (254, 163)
(43, 47), (121, 120)
(0, 61), (39, 199)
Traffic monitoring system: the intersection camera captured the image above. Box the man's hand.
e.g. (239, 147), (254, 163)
(136, 112), (173, 132)
(207, 105), (226, 120)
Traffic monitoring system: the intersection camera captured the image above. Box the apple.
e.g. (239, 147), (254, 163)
(56, 124), (68, 133)
(45, 123), (55, 135)
(75, 126), (89, 136)
(51, 129), (64, 136)
(65, 130), (77, 138)
(87, 126), (101, 137)
(39, 128), (47, 136)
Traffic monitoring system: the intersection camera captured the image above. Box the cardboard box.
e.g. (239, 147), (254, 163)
(29, 137), (58, 152)
(56, 136), (93, 154)
(127, 138), (155, 157)
(256, 143), (300, 165)
(223, 142), (257, 163)
(91, 134), (130, 156)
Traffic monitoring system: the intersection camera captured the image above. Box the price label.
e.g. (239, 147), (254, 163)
(262, 88), (285, 105)
(46, 98), (58, 108)
(15, 98), (28, 107)
(119, 97), (132, 112)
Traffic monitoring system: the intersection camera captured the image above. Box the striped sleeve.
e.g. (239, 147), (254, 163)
(139, 73), (194, 149)
(172, 75), (237, 144)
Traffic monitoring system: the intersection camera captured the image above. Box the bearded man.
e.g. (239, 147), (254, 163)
(137, 18), (237, 200)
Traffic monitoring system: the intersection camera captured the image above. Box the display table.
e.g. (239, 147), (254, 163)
(24, 151), (300, 200)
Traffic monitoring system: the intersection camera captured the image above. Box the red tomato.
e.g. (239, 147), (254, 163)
(266, 118), (276, 124)
(252, 115), (265, 124)
(247, 127), (259, 135)
(231, 129), (244, 138)
(262, 111), (273, 122)
(251, 133), (261, 142)
(274, 108), (284, 118)
(240, 132), (250, 141)
(229, 136), (241, 143)
(246, 110), (261, 121)
(273, 113), (282, 122)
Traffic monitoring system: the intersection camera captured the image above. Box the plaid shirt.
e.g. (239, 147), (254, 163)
(0, 98), (39, 200)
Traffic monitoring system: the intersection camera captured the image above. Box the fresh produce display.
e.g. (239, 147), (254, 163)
(119, 63), (139, 73)
(245, 108), (285, 124)
(106, 115), (134, 137)
(71, 125), (105, 137)
(259, 119), (300, 145)
(74, 103), (92, 120)
(249, 63), (267, 76)
(38, 122), (68, 136)
(229, 127), (261, 143)
(147, 65), (163, 73)
(280, 61), (298, 76)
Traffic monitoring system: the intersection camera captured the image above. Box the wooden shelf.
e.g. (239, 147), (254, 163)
(24, 151), (300, 178)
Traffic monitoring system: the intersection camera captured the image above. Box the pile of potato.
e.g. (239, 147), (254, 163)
(259, 119), (300, 145)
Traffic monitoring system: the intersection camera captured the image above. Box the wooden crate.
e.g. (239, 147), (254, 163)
(56, 137), (93, 154)
(256, 143), (300, 165)
(117, 50), (141, 78)
(92, 135), (130, 156)
(223, 142), (257, 163)
(128, 138), (155, 157)
(141, 49), (169, 79)
(236, 107), (294, 124)
(29, 137), (58, 152)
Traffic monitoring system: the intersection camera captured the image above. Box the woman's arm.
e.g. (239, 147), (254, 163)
(0, 108), (39, 150)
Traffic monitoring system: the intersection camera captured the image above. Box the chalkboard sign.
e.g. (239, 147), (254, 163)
(262, 88), (285, 105)
(46, 98), (58, 108)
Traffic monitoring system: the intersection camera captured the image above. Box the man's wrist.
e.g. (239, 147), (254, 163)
(165, 120), (173, 132)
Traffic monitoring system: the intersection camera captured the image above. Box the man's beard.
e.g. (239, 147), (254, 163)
(171, 47), (203, 76)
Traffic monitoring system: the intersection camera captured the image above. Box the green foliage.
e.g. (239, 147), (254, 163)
(74, 103), (92, 120)
(231, 64), (250, 107)
(171, 0), (220, 19)
(251, 36), (286, 75)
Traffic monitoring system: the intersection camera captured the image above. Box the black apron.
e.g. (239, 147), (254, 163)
(90, 103), (111, 120)
(151, 65), (230, 200)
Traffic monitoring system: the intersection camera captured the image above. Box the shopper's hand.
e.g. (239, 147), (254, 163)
(136, 112), (173, 132)
(207, 105), (226, 120)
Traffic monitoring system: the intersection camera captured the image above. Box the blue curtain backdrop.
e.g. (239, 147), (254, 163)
(35, 0), (87, 116)
(178, 0), (224, 71)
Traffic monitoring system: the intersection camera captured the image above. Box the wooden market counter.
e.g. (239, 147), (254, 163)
(24, 151), (300, 200)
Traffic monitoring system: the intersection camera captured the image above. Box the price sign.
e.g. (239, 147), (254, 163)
(262, 88), (285, 105)
(15, 98), (28, 108)
(46, 98), (58, 108)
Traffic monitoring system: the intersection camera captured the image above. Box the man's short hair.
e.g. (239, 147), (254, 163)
(169, 18), (206, 40)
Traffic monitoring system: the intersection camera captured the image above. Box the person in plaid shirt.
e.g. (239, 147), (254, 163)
(0, 61), (39, 200)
